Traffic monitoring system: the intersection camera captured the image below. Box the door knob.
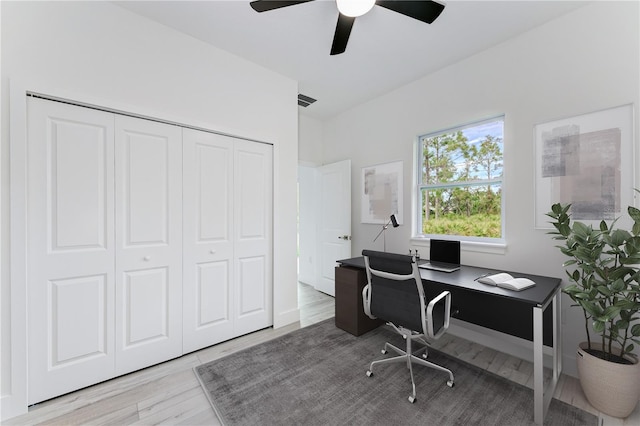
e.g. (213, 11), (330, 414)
(143, 256), (151, 261)
(338, 235), (351, 240)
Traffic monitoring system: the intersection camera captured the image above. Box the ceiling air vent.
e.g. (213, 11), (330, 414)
(298, 94), (317, 108)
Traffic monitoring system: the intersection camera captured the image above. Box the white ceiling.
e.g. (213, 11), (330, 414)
(115, 0), (589, 120)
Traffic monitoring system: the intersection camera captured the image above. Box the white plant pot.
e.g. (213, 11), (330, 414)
(576, 341), (640, 418)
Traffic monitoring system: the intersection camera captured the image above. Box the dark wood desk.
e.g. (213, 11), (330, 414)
(335, 256), (562, 425)
(334, 265), (383, 336)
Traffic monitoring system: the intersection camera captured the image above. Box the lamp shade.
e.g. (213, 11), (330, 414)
(336, 0), (376, 17)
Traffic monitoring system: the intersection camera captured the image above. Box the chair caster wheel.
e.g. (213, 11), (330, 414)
(422, 353), (428, 359)
(381, 349), (387, 354)
(408, 396), (416, 403)
(447, 380), (454, 388)
(366, 370), (373, 377)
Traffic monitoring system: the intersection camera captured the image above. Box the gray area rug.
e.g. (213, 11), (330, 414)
(195, 319), (596, 425)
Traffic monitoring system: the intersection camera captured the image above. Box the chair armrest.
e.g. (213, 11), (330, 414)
(362, 284), (376, 319)
(426, 290), (451, 339)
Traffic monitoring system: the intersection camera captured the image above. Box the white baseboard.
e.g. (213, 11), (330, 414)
(1, 393), (28, 422)
(273, 307), (300, 329)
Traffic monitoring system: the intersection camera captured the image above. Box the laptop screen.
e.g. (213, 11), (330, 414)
(429, 239), (460, 265)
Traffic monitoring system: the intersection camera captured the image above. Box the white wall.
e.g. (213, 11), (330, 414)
(298, 165), (317, 286)
(1, 1), (299, 419)
(298, 114), (324, 286)
(318, 1), (640, 375)
(299, 114), (324, 165)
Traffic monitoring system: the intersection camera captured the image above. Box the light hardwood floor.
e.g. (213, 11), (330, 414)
(6, 282), (639, 425)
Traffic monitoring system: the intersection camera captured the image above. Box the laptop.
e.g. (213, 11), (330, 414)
(419, 239), (460, 273)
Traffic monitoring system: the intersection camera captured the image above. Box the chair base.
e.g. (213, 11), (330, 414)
(366, 327), (454, 403)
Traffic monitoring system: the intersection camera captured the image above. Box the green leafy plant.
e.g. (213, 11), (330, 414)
(546, 201), (640, 363)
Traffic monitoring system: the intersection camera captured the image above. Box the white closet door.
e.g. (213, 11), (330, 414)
(182, 129), (235, 353)
(234, 140), (273, 335)
(114, 116), (183, 375)
(27, 98), (116, 404)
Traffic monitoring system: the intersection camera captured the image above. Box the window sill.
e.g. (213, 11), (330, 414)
(410, 237), (507, 255)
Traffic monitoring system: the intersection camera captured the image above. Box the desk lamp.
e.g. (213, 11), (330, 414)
(373, 214), (399, 252)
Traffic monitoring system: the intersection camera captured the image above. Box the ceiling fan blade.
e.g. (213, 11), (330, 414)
(376, 0), (445, 24)
(330, 14), (356, 56)
(250, 0), (315, 13)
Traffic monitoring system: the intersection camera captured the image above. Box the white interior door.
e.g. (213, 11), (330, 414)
(233, 139), (273, 335)
(316, 160), (351, 296)
(182, 129), (235, 353)
(114, 116), (182, 375)
(27, 98), (116, 404)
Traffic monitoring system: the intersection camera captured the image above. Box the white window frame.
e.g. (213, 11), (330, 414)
(412, 116), (506, 247)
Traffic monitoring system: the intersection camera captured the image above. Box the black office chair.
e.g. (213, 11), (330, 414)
(362, 249), (454, 403)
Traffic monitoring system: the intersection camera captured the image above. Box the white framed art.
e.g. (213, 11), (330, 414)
(534, 104), (635, 229)
(361, 160), (403, 224)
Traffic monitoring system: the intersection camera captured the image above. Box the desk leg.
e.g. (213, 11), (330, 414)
(533, 291), (562, 425)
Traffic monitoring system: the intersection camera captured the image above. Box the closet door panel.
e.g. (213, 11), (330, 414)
(27, 98), (115, 404)
(195, 144), (231, 243)
(115, 116), (182, 374)
(182, 129), (234, 352)
(50, 275), (108, 363)
(124, 267), (169, 345)
(122, 133), (170, 245)
(237, 256), (266, 315)
(52, 125), (108, 249)
(197, 261), (230, 324)
(234, 140), (273, 335)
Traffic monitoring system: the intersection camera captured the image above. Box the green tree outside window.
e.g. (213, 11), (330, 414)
(417, 117), (504, 239)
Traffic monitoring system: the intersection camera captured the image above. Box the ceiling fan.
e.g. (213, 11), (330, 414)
(249, 0), (445, 55)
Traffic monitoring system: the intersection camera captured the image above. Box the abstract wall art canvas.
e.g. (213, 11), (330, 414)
(361, 160), (403, 224)
(534, 104), (634, 229)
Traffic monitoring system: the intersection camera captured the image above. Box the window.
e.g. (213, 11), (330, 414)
(416, 117), (504, 241)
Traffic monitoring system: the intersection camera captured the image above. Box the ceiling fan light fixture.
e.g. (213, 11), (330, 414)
(336, 0), (376, 18)
(250, 0), (446, 56)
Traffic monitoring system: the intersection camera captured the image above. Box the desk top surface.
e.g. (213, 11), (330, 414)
(337, 256), (561, 307)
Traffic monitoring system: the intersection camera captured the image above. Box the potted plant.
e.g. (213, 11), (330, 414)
(546, 202), (640, 418)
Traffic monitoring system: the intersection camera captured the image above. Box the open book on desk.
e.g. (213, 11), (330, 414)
(477, 273), (536, 291)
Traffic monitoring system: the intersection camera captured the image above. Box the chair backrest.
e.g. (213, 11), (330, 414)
(362, 249), (450, 338)
(362, 250), (427, 333)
